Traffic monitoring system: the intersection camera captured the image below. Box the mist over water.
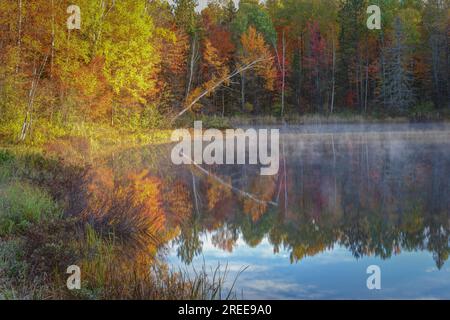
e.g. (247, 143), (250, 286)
(111, 123), (450, 299)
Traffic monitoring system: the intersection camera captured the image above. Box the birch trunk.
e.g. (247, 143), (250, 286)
(330, 39), (336, 114)
(19, 54), (49, 141)
(186, 34), (198, 100)
(241, 72), (245, 110)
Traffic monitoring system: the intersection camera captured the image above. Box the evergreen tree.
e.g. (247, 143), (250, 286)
(382, 17), (415, 110)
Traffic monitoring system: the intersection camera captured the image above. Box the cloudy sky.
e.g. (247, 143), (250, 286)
(197, 0), (240, 11)
(167, 0), (240, 12)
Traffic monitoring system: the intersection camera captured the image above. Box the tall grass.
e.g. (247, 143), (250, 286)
(171, 262), (248, 300)
(1, 216), (246, 300)
(0, 150), (13, 183)
(59, 225), (244, 300)
(0, 238), (54, 300)
(0, 182), (62, 236)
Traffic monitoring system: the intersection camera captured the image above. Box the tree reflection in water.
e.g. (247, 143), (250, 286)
(102, 127), (450, 270)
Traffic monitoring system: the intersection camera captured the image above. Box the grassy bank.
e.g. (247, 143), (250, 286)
(0, 121), (173, 164)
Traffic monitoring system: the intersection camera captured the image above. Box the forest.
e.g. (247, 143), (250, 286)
(0, 0), (449, 143)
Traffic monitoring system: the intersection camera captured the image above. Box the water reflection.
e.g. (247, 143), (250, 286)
(101, 123), (450, 298)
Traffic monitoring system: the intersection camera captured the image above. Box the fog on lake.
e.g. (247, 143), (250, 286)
(88, 123), (450, 299)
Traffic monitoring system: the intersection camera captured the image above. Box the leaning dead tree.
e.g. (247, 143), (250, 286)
(181, 152), (278, 207)
(171, 56), (273, 123)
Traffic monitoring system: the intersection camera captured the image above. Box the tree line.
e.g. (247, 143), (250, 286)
(0, 0), (449, 139)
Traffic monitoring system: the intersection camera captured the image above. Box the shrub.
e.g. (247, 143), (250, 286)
(200, 116), (231, 130)
(410, 102), (438, 121)
(0, 150), (14, 165)
(22, 217), (80, 278)
(0, 150), (15, 184)
(141, 103), (167, 129)
(271, 102), (282, 116)
(0, 183), (62, 236)
(0, 239), (31, 299)
(0, 239), (28, 282)
(244, 102), (254, 113)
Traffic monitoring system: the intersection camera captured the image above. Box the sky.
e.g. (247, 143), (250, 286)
(197, 0), (240, 11)
(167, 0), (240, 12)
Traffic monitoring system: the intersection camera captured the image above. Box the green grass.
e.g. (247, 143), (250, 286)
(0, 182), (62, 237)
(0, 150), (15, 184)
(0, 151), (43, 237)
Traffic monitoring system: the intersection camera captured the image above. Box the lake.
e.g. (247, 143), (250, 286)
(108, 123), (450, 299)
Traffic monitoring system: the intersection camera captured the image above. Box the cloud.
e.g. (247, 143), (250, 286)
(242, 279), (335, 299)
(197, 0), (240, 12)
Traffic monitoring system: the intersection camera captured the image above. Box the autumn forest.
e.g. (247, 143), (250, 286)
(0, 0), (449, 141)
(0, 0), (449, 300)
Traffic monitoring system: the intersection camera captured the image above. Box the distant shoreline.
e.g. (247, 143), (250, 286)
(178, 113), (450, 129)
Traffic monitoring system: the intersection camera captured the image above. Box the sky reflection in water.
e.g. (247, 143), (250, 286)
(169, 235), (450, 299)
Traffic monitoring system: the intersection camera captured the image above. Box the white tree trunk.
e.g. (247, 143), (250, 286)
(241, 71), (245, 110)
(20, 54), (49, 141)
(186, 34), (198, 100)
(330, 39), (336, 114)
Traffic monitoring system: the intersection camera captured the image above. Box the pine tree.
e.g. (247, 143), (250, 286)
(382, 17), (415, 110)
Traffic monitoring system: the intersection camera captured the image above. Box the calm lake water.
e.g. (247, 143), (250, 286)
(112, 123), (450, 299)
